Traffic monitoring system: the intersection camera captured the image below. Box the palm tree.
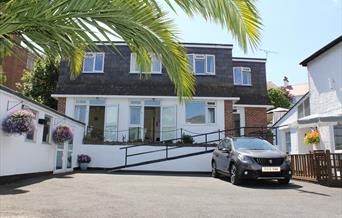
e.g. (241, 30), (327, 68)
(0, 0), (262, 99)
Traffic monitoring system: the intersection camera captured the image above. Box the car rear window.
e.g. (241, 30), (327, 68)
(233, 138), (275, 151)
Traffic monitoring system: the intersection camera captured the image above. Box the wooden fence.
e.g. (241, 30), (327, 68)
(290, 150), (342, 187)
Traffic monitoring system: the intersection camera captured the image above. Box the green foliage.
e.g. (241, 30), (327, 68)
(0, 0), (262, 99)
(16, 59), (59, 109)
(267, 88), (291, 109)
(182, 134), (194, 144)
(0, 72), (6, 85)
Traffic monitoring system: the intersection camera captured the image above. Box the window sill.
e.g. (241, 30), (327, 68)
(82, 71), (104, 74)
(129, 72), (162, 74)
(234, 84), (252, 87)
(194, 73), (216, 76)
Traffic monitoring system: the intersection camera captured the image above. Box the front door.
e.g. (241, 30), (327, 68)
(161, 105), (177, 141)
(54, 141), (73, 173)
(144, 107), (160, 142)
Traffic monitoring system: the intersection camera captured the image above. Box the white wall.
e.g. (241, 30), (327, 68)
(77, 144), (212, 172)
(307, 42), (342, 115)
(0, 90), (84, 176)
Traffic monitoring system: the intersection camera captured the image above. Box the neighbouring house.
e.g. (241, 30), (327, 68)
(273, 36), (342, 154)
(53, 42), (271, 144)
(0, 85), (85, 182)
(267, 107), (288, 125)
(0, 46), (35, 91)
(282, 76), (309, 104)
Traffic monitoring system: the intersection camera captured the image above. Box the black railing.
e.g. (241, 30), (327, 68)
(119, 126), (278, 167)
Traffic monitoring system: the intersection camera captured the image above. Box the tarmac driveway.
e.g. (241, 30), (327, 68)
(0, 171), (341, 218)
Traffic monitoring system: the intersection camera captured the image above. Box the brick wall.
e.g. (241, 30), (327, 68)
(2, 47), (28, 91)
(224, 100), (234, 134)
(57, 97), (66, 114)
(244, 107), (267, 135)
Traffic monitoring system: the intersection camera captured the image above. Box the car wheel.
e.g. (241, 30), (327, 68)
(230, 164), (241, 185)
(278, 179), (290, 185)
(212, 161), (219, 178)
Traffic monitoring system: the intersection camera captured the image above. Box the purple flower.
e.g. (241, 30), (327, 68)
(78, 154), (91, 163)
(2, 109), (35, 134)
(53, 125), (73, 144)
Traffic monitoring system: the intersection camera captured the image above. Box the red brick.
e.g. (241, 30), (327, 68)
(244, 107), (267, 135)
(57, 97), (66, 114)
(224, 100), (234, 135)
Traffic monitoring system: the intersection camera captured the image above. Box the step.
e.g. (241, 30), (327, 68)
(108, 149), (215, 172)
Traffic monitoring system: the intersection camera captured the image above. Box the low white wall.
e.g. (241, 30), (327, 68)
(0, 135), (55, 176)
(77, 144), (213, 172)
(0, 88), (85, 177)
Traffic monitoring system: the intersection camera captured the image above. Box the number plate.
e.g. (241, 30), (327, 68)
(262, 167), (281, 172)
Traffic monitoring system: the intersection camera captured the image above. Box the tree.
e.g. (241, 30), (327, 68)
(0, 72), (6, 85)
(267, 88), (291, 109)
(16, 59), (59, 109)
(0, 0), (262, 99)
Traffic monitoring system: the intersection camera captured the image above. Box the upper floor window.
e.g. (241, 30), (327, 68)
(187, 54), (215, 75)
(298, 97), (310, 119)
(83, 52), (104, 73)
(130, 53), (162, 74)
(233, 67), (252, 86)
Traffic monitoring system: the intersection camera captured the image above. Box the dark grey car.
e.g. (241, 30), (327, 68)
(211, 137), (292, 185)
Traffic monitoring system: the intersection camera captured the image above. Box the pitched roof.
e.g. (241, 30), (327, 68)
(0, 85), (85, 126)
(300, 35), (342, 66)
(287, 83), (309, 97)
(272, 92), (310, 127)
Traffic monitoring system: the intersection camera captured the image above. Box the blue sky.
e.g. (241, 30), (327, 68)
(163, 0), (342, 86)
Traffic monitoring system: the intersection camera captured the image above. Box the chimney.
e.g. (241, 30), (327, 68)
(283, 76), (289, 87)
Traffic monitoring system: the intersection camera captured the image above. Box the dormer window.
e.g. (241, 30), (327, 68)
(233, 67), (252, 86)
(130, 53), (162, 74)
(83, 52), (105, 73)
(187, 54), (215, 75)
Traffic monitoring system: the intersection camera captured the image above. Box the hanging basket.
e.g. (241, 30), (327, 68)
(52, 125), (73, 144)
(1, 109), (35, 134)
(304, 129), (320, 145)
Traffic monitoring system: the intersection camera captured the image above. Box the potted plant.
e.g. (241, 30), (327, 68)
(1, 109), (35, 135)
(304, 129), (321, 150)
(78, 154), (91, 170)
(53, 125), (73, 144)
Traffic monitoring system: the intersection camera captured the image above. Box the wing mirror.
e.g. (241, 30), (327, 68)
(222, 147), (231, 153)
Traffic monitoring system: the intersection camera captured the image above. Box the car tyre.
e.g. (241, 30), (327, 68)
(212, 161), (219, 178)
(278, 179), (290, 185)
(230, 164), (241, 185)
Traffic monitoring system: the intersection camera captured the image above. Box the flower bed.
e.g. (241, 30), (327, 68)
(53, 125), (73, 144)
(1, 109), (35, 134)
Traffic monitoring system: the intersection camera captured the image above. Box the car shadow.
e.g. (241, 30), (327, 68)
(0, 173), (74, 196)
(218, 176), (331, 196)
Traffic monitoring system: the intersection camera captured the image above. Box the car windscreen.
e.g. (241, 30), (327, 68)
(233, 138), (276, 151)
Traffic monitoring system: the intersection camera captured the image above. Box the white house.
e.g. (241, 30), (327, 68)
(273, 36), (342, 154)
(0, 85), (85, 181)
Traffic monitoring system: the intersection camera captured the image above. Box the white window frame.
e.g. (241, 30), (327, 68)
(185, 101), (217, 125)
(233, 67), (252, 86)
(188, 54), (216, 75)
(298, 98), (310, 119)
(42, 115), (52, 144)
(130, 53), (162, 74)
(82, 52), (105, 73)
(22, 107), (38, 143)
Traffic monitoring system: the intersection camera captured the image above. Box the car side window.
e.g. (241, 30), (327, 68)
(222, 139), (232, 150)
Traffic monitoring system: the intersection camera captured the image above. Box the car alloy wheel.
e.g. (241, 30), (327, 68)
(212, 161), (219, 178)
(230, 164), (240, 185)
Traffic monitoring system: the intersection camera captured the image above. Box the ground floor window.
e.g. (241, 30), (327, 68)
(334, 125), (342, 150)
(42, 115), (51, 143)
(285, 131), (291, 153)
(185, 101), (216, 124)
